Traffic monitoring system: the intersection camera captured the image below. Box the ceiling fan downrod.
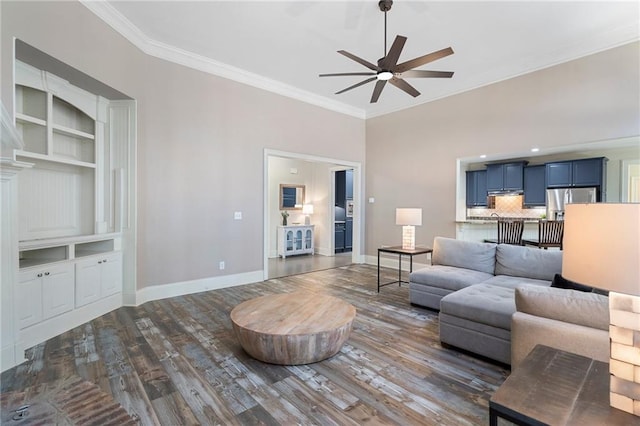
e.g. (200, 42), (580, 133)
(379, 0), (393, 57)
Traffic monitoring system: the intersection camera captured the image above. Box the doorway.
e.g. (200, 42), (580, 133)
(264, 150), (362, 280)
(334, 169), (354, 254)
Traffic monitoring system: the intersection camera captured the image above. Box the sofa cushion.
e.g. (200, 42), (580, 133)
(410, 265), (494, 292)
(515, 285), (609, 331)
(483, 275), (551, 289)
(440, 283), (516, 330)
(495, 244), (562, 281)
(432, 237), (497, 275)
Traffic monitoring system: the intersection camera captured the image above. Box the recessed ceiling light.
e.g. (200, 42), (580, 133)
(480, 154), (487, 158)
(531, 148), (540, 152)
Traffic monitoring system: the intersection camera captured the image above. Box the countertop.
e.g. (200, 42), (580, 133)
(457, 217), (543, 224)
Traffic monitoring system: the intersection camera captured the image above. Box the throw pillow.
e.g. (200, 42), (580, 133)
(551, 274), (593, 292)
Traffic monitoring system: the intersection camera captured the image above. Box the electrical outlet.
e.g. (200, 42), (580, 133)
(219, 261), (225, 270)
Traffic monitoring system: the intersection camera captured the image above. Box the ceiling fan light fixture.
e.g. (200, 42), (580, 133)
(377, 71), (393, 81)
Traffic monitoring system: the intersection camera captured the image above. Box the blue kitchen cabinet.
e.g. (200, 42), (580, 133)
(345, 169), (353, 200)
(572, 158), (605, 187)
(546, 157), (606, 188)
(466, 170), (488, 207)
(523, 165), (546, 206)
(345, 219), (353, 251)
(486, 162), (526, 192)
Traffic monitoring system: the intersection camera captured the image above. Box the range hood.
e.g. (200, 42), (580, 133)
(487, 190), (523, 196)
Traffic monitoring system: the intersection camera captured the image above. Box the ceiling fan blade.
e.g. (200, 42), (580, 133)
(380, 35), (407, 69)
(389, 77), (420, 98)
(399, 70), (454, 79)
(394, 47), (454, 73)
(319, 72), (376, 77)
(370, 80), (387, 103)
(335, 77), (377, 95)
(338, 50), (378, 71)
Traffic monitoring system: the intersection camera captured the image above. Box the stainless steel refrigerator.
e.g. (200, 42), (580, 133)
(546, 187), (598, 220)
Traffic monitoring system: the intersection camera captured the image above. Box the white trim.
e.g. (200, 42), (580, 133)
(621, 158), (640, 202)
(131, 270), (263, 307)
(79, 1), (365, 120)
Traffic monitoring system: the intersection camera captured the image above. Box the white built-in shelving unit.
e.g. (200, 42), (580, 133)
(6, 61), (135, 355)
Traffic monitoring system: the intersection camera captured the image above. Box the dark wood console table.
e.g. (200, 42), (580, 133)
(490, 345), (636, 425)
(377, 246), (432, 292)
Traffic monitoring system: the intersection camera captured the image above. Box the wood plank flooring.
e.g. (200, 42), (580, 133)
(1, 264), (509, 425)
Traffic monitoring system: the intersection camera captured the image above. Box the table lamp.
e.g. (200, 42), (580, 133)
(302, 204), (314, 225)
(395, 208), (422, 250)
(562, 203), (640, 416)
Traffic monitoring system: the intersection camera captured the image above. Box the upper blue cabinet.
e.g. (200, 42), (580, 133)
(546, 157), (607, 188)
(466, 170), (488, 207)
(523, 165), (546, 206)
(486, 161), (527, 192)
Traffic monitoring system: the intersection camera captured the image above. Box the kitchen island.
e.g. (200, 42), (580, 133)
(455, 219), (542, 244)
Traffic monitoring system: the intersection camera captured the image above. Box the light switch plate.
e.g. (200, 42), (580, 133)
(234, 211), (242, 220)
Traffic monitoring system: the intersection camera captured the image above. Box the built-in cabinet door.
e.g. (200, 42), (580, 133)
(42, 263), (74, 319)
(572, 158), (604, 187)
(75, 257), (101, 307)
(345, 169), (353, 200)
(523, 165), (546, 206)
(100, 252), (123, 297)
(486, 165), (503, 192)
(466, 170), (488, 207)
(345, 220), (353, 250)
(17, 262), (74, 328)
(17, 270), (44, 329)
(335, 171), (346, 208)
(486, 162), (525, 191)
(546, 162), (572, 188)
(504, 163), (525, 190)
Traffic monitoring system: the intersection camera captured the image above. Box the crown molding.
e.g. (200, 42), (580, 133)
(80, 1), (366, 119)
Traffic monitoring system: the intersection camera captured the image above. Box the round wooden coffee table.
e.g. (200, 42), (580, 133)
(230, 291), (356, 365)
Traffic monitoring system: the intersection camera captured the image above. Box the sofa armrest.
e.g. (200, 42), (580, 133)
(515, 285), (609, 330)
(511, 312), (609, 370)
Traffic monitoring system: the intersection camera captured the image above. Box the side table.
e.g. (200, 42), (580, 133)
(377, 246), (432, 293)
(490, 344), (637, 425)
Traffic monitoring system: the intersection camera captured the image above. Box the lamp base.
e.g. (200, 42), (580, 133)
(609, 291), (640, 416)
(401, 225), (415, 250)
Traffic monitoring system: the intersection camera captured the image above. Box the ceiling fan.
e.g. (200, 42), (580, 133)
(320, 0), (454, 103)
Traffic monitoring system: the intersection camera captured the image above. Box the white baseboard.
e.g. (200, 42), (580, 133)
(19, 293), (123, 351)
(131, 270), (264, 306)
(316, 246), (332, 256)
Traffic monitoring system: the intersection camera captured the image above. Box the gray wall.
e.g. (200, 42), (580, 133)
(1, 1), (365, 289)
(365, 42), (640, 255)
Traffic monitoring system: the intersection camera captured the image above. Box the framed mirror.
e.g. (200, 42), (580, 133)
(280, 184), (305, 210)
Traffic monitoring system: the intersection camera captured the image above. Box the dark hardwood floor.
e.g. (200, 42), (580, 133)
(1, 264), (509, 425)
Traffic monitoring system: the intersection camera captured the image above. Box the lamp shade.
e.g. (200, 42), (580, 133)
(302, 204), (314, 215)
(562, 203), (640, 296)
(396, 208), (422, 226)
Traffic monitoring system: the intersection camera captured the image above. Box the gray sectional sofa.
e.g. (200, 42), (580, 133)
(409, 237), (564, 364)
(511, 285), (609, 370)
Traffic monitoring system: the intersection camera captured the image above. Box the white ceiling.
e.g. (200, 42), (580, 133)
(84, 1), (639, 119)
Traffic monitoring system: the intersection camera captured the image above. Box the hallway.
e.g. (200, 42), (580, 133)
(267, 253), (352, 279)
